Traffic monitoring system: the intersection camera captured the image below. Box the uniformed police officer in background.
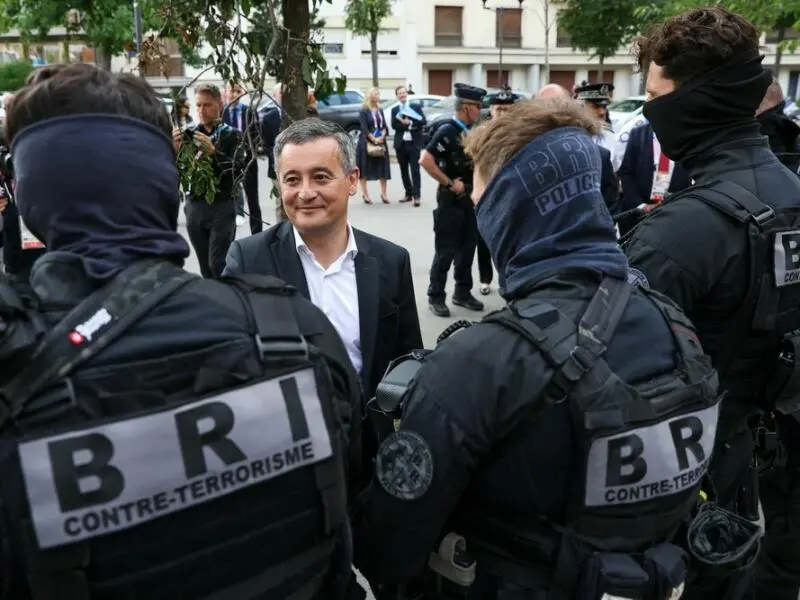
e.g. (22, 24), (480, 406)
(0, 63), (362, 600)
(476, 88), (517, 296)
(574, 81), (616, 151)
(756, 77), (800, 174)
(624, 7), (800, 599)
(419, 83), (486, 317)
(355, 97), (721, 599)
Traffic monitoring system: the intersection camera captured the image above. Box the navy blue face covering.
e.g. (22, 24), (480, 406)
(475, 126), (630, 298)
(11, 114), (189, 280)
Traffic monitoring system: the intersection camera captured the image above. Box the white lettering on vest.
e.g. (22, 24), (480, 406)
(18, 368), (332, 549)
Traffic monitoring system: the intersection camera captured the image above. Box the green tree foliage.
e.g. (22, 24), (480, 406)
(159, 0), (345, 122)
(0, 60), (34, 91)
(344, 0), (393, 87)
(558, 0), (641, 78)
(635, 0), (800, 74)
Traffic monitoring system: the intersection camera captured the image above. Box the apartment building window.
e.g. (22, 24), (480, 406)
(435, 6), (463, 47)
(360, 30), (400, 56)
(555, 14), (571, 48)
(142, 38), (184, 77)
(496, 8), (522, 48)
(323, 28), (346, 55)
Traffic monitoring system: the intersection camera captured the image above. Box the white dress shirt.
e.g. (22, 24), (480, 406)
(294, 224), (362, 375)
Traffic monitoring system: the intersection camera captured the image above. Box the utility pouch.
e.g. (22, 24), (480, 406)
(578, 553), (650, 600)
(642, 543), (688, 600)
(686, 502), (761, 600)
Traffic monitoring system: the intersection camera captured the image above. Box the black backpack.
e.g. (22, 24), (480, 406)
(0, 260), (348, 600)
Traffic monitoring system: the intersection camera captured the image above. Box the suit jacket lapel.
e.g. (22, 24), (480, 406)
(354, 231), (378, 391)
(271, 224), (310, 299)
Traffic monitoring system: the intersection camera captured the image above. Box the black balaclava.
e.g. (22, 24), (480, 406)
(643, 50), (773, 170)
(11, 114), (190, 281)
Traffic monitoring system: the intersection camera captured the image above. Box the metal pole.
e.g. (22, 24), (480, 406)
(498, 6), (504, 87)
(133, 0), (143, 56)
(543, 0), (549, 85)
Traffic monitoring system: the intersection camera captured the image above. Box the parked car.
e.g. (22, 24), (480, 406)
(314, 89), (366, 140)
(608, 95), (646, 131)
(382, 94), (445, 136)
(422, 89), (532, 140)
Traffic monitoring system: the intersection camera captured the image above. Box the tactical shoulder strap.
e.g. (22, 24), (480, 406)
(693, 181), (775, 369)
(216, 273), (347, 536)
(483, 277), (632, 405)
(0, 260), (195, 425)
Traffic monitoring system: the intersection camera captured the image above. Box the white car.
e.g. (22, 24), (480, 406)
(383, 94), (445, 137)
(608, 95), (646, 132)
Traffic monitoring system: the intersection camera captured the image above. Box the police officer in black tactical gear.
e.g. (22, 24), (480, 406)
(0, 62), (362, 600)
(354, 97), (727, 600)
(419, 83), (486, 318)
(756, 77), (800, 174)
(624, 7), (800, 600)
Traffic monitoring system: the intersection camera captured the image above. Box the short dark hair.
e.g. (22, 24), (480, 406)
(633, 6), (760, 86)
(6, 63), (171, 143)
(195, 83), (222, 102)
(394, 85), (406, 95)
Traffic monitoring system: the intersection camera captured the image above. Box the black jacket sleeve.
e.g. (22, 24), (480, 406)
(353, 325), (515, 585)
(391, 106), (405, 135)
(213, 127), (246, 175)
(599, 147), (620, 217)
(359, 109), (372, 138)
(222, 240), (245, 277)
(618, 134), (647, 210)
(623, 197), (731, 314)
(395, 249), (423, 356)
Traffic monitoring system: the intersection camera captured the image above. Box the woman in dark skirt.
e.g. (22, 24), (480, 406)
(356, 87), (391, 204)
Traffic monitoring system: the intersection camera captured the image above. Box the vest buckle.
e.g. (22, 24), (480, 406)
(254, 335), (309, 362)
(751, 206), (775, 226)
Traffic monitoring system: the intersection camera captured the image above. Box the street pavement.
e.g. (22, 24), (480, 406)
(178, 158), (506, 347)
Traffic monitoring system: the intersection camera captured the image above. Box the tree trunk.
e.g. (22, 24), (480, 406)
(21, 39), (30, 62)
(281, 0), (310, 123)
(598, 57), (604, 82)
(94, 43), (112, 70)
(370, 31), (379, 87)
(62, 39), (70, 62)
(774, 26), (786, 77)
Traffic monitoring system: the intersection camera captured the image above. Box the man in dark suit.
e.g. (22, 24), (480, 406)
(391, 85), (426, 206)
(617, 120), (691, 237)
(223, 118), (423, 485)
(222, 81), (264, 234)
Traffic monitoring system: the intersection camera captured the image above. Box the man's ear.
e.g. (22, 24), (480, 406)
(347, 167), (360, 191)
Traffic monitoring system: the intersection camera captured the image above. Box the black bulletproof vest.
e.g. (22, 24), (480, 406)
(688, 180), (800, 416)
(0, 262), (348, 600)
(463, 277), (721, 598)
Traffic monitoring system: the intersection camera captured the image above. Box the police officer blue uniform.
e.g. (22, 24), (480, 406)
(0, 63), (362, 600)
(355, 99), (724, 599)
(421, 83), (486, 317)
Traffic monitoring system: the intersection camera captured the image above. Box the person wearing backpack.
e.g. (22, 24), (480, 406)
(0, 62), (362, 600)
(353, 98), (741, 600)
(624, 8), (800, 600)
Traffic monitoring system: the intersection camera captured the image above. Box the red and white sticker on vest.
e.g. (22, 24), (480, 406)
(20, 215), (44, 250)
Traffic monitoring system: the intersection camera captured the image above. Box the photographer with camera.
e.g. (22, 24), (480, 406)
(172, 83), (245, 279)
(0, 91), (45, 282)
